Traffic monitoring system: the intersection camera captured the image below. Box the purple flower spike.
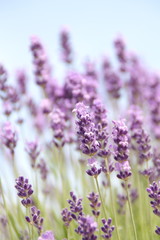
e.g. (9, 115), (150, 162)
(87, 192), (101, 217)
(15, 176), (33, 208)
(0, 64), (7, 90)
(37, 159), (48, 180)
(30, 36), (51, 86)
(136, 129), (152, 165)
(155, 226), (160, 235)
(67, 192), (83, 220)
(16, 70), (27, 94)
(75, 215), (97, 240)
(146, 181), (160, 217)
(50, 108), (66, 147)
(128, 105), (143, 141)
(1, 122), (18, 155)
(112, 119), (129, 162)
(115, 161), (132, 180)
(26, 206), (44, 235)
(38, 231), (55, 240)
(86, 158), (102, 177)
(74, 102), (100, 156)
(92, 98), (110, 158)
(60, 26), (73, 64)
(117, 194), (127, 215)
(101, 218), (115, 239)
(25, 140), (40, 167)
(61, 208), (72, 227)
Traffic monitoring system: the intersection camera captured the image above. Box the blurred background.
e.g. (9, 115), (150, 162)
(0, 0), (160, 79)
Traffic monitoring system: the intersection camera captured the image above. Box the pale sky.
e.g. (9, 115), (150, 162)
(0, 0), (160, 78)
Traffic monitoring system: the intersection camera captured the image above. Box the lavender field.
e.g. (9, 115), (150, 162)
(0, 26), (160, 240)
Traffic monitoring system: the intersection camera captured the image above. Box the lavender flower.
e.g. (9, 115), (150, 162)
(60, 27), (73, 64)
(26, 206), (44, 235)
(15, 176), (33, 207)
(84, 60), (98, 82)
(101, 218), (115, 239)
(136, 129), (152, 164)
(30, 36), (51, 86)
(87, 192), (101, 217)
(146, 181), (160, 217)
(115, 161), (132, 180)
(117, 194), (127, 215)
(37, 159), (48, 180)
(1, 122), (18, 155)
(0, 64), (7, 90)
(25, 140), (40, 167)
(61, 208), (72, 227)
(5, 85), (19, 104)
(102, 56), (112, 80)
(114, 36), (127, 64)
(75, 215), (97, 240)
(92, 98), (110, 158)
(128, 105), (152, 164)
(130, 188), (138, 203)
(38, 231), (55, 240)
(74, 102), (100, 156)
(40, 98), (52, 114)
(0, 215), (7, 228)
(149, 148), (160, 182)
(50, 108), (66, 147)
(3, 101), (12, 116)
(67, 191), (83, 220)
(105, 71), (122, 99)
(155, 226), (160, 235)
(16, 70), (27, 94)
(128, 105), (143, 141)
(86, 158), (102, 177)
(64, 71), (87, 105)
(147, 74), (160, 139)
(112, 119), (129, 162)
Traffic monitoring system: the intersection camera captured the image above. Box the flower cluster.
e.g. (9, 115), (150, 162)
(92, 99), (110, 158)
(60, 27), (73, 64)
(61, 208), (72, 227)
(25, 141), (40, 167)
(112, 119), (132, 181)
(26, 206), (44, 235)
(86, 158), (102, 178)
(87, 192), (101, 217)
(38, 231), (55, 240)
(1, 122), (18, 155)
(112, 119), (129, 162)
(101, 218), (115, 239)
(75, 215), (97, 240)
(67, 191), (83, 220)
(50, 108), (66, 147)
(74, 102), (100, 156)
(15, 176), (33, 207)
(30, 36), (51, 86)
(147, 181), (160, 217)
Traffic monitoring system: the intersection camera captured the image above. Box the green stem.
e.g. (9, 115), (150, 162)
(0, 179), (13, 240)
(94, 176), (107, 219)
(96, 216), (102, 240)
(105, 158), (121, 240)
(125, 182), (138, 240)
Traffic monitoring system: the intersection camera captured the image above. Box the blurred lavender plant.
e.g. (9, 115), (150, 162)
(1, 122), (18, 156)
